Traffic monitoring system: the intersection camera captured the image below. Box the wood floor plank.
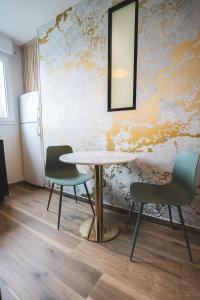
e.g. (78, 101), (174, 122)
(0, 265), (83, 300)
(128, 213), (200, 249)
(177, 283), (200, 300)
(101, 225), (183, 278)
(2, 204), (81, 250)
(122, 222), (200, 262)
(0, 277), (22, 300)
(0, 212), (101, 299)
(8, 186), (93, 236)
(182, 263), (200, 291)
(71, 241), (184, 300)
(87, 274), (148, 300)
(0, 210), (72, 255)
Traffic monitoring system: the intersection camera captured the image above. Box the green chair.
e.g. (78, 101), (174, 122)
(45, 145), (95, 230)
(127, 151), (199, 262)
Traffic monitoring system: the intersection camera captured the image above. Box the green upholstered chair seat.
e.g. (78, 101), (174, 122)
(47, 172), (91, 186)
(130, 181), (193, 206)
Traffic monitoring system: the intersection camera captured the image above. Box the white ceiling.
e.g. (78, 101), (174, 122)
(0, 0), (81, 46)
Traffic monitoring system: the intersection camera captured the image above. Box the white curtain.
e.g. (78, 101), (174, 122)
(21, 38), (39, 93)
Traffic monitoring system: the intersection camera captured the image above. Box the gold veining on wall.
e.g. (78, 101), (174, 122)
(63, 50), (106, 75)
(106, 120), (200, 152)
(112, 0), (121, 6)
(176, 92), (200, 114)
(139, 0), (148, 8)
(151, 0), (184, 15)
(38, 7), (72, 44)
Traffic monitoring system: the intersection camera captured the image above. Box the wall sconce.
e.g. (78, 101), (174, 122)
(108, 0), (138, 111)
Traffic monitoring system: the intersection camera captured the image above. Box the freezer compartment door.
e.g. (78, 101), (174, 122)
(21, 123), (45, 187)
(20, 91), (40, 123)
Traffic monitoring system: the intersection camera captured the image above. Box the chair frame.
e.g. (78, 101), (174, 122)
(128, 203), (193, 262)
(47, 182), (94, 230)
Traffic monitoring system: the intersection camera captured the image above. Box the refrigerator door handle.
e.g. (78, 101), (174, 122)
(37, 124), (41, 137)
(37, 108), (40, 123)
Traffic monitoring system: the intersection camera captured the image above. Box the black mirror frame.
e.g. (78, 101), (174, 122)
(107, 0), (139, 112)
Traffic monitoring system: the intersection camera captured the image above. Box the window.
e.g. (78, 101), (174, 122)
(0, 53), (13, 123)
(0, 59), (8, 118)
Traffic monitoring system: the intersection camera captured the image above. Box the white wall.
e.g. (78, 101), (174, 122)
(0, 44), (24, 183)
(0, 125), (23, 183)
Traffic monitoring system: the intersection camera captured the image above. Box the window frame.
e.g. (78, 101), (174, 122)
(0, 53), (14, 124)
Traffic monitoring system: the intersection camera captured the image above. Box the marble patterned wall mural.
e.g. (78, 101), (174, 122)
(38, 0), (200, 228)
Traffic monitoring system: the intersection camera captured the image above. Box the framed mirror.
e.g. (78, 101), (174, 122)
(108, 0), (138, 111)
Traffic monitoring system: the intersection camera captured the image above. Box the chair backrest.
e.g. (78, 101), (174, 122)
(45, 145), (78, 178)
(172, 151), (199, 195)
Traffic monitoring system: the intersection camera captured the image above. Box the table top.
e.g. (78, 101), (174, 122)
(60, 151), (136, 166)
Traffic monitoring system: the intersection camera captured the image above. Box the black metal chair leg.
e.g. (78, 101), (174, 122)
(177, 206), (193, 263)
(47, 183), (54, 211)
(130, 203), (144, 261)
(74, 186), (78, 203)
(126, 200), (135, 226)
(87, 216), (95, 239)
(168, 205), (174, 229)
(84, 182), (95, 216)
(57, 185), (63, 230)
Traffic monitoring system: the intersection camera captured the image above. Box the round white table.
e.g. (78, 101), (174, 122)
(60, 151), (136, 242)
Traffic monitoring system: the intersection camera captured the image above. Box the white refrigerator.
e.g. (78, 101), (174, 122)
(19, 91), (45, 187)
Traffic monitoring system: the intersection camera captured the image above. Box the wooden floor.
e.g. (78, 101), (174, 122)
(0, 183), (200, 300)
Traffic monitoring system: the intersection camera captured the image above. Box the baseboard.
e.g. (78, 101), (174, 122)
(8, 180), (24, 187)
(9, 181), (45, 189)
(46, 186), (200, 234)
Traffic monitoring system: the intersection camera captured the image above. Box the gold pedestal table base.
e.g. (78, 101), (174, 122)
(79, 216), (120, 242)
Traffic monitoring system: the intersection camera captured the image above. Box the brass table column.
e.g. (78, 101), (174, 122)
(95, 165), (103, 241)
(79, 164), (119, 242)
